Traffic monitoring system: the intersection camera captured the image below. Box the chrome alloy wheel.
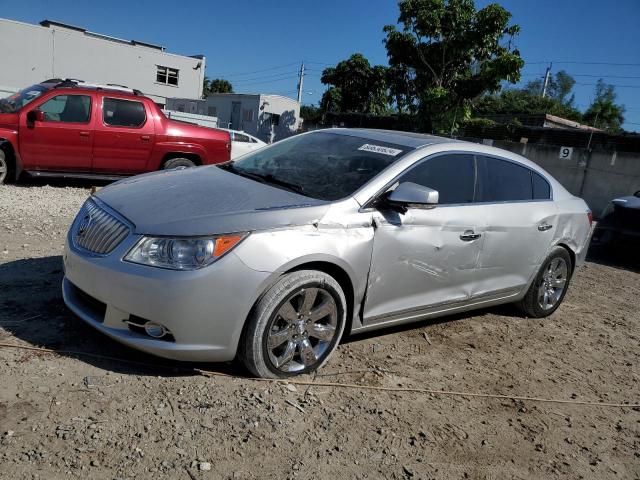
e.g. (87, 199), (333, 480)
(0, 150), (7, 184)
(537, 257), (568, 310)
(267, 287), (338, 373)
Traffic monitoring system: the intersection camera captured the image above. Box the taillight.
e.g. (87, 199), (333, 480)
(587, 210), (593, 226)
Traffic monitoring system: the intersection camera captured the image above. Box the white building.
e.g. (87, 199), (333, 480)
(166, 93), (300, 143)
(0, 18), (205, 106)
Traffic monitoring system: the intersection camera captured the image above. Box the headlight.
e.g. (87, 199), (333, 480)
(124, 234), (246, 270)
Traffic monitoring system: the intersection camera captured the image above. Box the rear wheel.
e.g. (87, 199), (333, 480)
(239, 270), (346, 378)
(518, 246), (572, 318)
(163, 157), (197, 170)
(0, 149), (9, 184)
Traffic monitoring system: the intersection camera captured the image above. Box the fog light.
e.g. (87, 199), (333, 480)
(144, 322), (167, 338)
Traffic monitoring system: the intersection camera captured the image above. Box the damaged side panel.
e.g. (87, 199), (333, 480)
(232, 199), (376, 331)
(362, 204), (487, 323)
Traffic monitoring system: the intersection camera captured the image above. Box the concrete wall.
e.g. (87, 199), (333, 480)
(464, 138), (640, 217)
(0, 18), (205, 105)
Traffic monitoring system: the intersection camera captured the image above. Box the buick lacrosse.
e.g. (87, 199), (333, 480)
(63, 129), (591, 378)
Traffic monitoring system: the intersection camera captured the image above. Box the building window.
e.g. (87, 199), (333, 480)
(242, 109), (254, 122)
(208, 106), (217, 117)
(271, 113), (281, 126)
(156, 66), (179, 86)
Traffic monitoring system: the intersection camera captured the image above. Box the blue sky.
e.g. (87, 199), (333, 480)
(5, 0), (640, 131)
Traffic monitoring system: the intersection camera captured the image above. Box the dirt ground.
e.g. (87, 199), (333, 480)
(1, 181), (639, 480)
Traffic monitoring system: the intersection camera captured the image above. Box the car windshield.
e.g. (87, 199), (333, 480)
(0, 84), (50, 113)
(225, 131), (408, 201)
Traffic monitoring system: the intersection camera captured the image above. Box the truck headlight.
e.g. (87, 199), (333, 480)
(124, 234), (246, 270)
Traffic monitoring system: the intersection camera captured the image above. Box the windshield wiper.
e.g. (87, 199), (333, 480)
(218, 164), (304, 194)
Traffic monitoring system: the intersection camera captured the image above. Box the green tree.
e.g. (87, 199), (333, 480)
(300, 104), (322, 125)
(523, 70), (576, 106)
(203, 77), (233, 97)
(383, 0), (524, 132)
(583, 79), (625, 133)
(473, 88), (583, 122)
(320, 54), (388, 114)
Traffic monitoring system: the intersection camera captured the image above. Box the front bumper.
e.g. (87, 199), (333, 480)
(62, 235), (272, 362)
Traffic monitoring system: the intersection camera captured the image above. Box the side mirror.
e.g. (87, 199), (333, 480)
(386, 182), (439, 209)
(27, 109), (45, 124)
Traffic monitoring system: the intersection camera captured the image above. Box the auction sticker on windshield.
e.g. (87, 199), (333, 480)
(358, 144), (403, 156)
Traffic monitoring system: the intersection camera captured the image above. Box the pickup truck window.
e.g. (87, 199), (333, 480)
(103, 98), (146, 128)
(39, 95), (91, 123)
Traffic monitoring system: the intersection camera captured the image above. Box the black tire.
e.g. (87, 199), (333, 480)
(0, 148), (10, 184)
(518, 246), (573, 318)
(239, 270), (346, 379)
(163, 157), (197, 170)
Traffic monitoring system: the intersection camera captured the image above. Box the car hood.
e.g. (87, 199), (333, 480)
(95, 166), (329, 236)
(613, 195), (640, 210)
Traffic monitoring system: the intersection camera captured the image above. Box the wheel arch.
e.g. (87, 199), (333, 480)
(0, 137), (21, 181)
(284, 261), (356, 336)
(556, 242), (577, 274)
(160, 151), (202, 167)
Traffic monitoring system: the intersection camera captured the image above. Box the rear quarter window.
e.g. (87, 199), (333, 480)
(532, 171), (552, 199)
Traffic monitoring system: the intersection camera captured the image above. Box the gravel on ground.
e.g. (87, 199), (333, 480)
(1, 182), (639, 479)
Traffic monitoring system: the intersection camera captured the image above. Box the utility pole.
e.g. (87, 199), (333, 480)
(296, 61), (305, 103)
(541, 62), (552, 97)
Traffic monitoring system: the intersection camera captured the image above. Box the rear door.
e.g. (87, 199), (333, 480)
(473, 155), (557, 296)
(19, 93), (93, 172)
(92, 96), (155, 174)
(363, 154), (487, 323)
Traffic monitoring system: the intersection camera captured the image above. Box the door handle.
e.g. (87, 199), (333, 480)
(79, 131), (90, 137)
(140, 135), (150, 142)
(460, 230), (481, 241)
(538, 223), (553, 231)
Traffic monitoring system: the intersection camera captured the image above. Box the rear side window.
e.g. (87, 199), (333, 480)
(532, 171), (551, 199)
(477, 156), (532, 202)
(399, 154), (475, 204)
(103, 98), (146, 127)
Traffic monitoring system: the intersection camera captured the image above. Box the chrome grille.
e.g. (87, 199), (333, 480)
(73, 200), (129, 254)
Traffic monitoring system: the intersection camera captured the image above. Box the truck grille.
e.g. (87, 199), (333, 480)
(73, 200), (129, 254)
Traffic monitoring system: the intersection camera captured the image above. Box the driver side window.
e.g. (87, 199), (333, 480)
(398, 154), (476, 204)
(38, 95), (91, 123)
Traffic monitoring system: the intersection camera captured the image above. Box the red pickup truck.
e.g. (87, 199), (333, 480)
(0, 79), (231, 184)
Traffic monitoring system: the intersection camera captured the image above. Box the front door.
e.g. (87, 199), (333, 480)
(19, 93), (93, 172)
(363, 153), (486, 324)
(92, 96), (155, 174)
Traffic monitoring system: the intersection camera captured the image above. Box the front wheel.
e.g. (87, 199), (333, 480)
(239, 270), (346, 378)
(518, 246), (572, 318)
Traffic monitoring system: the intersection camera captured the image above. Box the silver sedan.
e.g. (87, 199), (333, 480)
(62, 129), (592, 378)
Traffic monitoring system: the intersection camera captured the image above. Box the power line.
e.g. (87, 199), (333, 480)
(521, 73), (640, 80)
(208, 61), (300, 78)
(527, 61), (640, 67)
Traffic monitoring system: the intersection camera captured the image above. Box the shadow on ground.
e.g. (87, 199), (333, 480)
(1, 256), (532, 379)
(0, 256), (239, 378)
(586, 242), (640, 274)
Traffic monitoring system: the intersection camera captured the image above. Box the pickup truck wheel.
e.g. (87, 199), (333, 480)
(0, 149), (9, 184)
(163, 157), (197, 170)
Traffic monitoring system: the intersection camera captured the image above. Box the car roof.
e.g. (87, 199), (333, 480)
(324, 128), (459, 149)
